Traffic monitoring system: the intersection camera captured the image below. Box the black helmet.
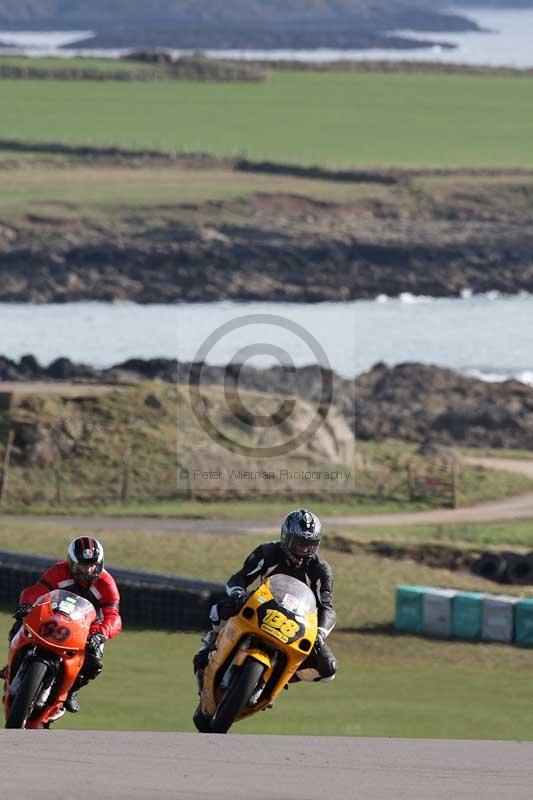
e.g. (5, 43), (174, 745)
(67, 537), (104, 585)
(280, 509), (322, 562)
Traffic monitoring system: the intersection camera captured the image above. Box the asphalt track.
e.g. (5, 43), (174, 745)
(2, 731), (533, 799)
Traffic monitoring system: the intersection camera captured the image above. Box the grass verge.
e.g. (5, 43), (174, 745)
(3, 612), (533, 739)
(338, 520), (533, 549)
(461, 448), (533, 461)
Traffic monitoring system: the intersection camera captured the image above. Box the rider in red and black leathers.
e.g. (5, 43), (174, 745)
(19, 560), (122, 638)
(7, 536), (121, 713)
(194, 509), (337, 685)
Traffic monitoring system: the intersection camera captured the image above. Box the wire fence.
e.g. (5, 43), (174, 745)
(0, 550), (225, 632)
(0, 407), (459, 508)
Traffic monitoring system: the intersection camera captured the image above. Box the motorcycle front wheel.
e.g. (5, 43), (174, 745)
(210, 658), (265, 734)
(5, 661), (50, 729)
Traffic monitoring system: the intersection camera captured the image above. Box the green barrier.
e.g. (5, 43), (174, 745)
(452, 591), (485, 640)
(514, 599), (533, 646)
(482, 595), (518, 643)
(422, 588), (455, 638)
(395, 585), (532, 647)
(394, 585), (427, 633)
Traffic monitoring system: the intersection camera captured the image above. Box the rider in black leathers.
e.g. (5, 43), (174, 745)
(193, 508), (337, 687)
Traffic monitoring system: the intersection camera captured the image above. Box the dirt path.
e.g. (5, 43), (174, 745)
(464, 455), (533, 479)
(338, 456), (533, 528)
(1, 456), (532, 534)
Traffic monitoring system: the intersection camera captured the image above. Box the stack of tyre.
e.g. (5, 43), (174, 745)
(471, 551), (533, 585)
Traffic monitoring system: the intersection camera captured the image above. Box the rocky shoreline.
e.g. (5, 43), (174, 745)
(2, 230), (531, 303)
(2, 357), (532, 451)
(1, 159), (532, 303)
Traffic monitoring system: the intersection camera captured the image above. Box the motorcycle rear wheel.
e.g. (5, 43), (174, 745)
(5, 661), (50, 729)
(211, 658), (265, 734)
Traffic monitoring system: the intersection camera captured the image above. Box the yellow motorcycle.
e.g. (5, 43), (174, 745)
(193, 574), (318, 734)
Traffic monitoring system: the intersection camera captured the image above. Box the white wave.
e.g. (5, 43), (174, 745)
(465, 369), (533, 387)
(399, 292), (433, 304)
(515, 371), (533, 386)
(461, 289), (531, 302)
(0, 30), (93, 48)
(371, 289), (528, 305)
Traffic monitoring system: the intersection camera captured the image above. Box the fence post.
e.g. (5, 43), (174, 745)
(451, 462), (458, 509)
(0, 428), (15, 506)
(54, 465), (63, 504)
(407, 463), (414, 502)
(120, 444), (131, 502)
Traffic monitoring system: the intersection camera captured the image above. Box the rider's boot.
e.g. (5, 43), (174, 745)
(193, 630), (218, 692)
(64, 690), (80, 713)
(64, 672), (88, 713)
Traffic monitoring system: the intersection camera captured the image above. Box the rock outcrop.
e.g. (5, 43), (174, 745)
(2, 356), (533, 450)
(354, 362), (533, 449)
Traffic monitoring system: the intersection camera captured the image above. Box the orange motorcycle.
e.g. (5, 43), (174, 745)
(3, 589), (96, 729)
(193, 574), (318, 734)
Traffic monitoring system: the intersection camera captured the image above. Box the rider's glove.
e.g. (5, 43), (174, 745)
(8, 604), (33, 643)
(229, 590), (247, 614)
(13, 603), (33, 621)
(87, 632), (106, 658)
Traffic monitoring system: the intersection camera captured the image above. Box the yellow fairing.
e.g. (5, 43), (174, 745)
(201, 578), (318, 721)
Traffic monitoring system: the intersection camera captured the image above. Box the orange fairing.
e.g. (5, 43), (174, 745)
(3, 590), (96, 729)
(24, 591), (95, 651)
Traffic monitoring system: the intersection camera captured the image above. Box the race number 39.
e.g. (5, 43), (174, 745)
(38, 620), (71, 643)
(260, 608), (300, 642)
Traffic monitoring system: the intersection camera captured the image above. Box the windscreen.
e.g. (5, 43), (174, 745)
(34, 589), (96, 625)
(269, 574), (316, 616)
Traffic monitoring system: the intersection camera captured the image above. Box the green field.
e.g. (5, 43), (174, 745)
(3, 519), (533, 737)
(1, 72), (533, 167)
